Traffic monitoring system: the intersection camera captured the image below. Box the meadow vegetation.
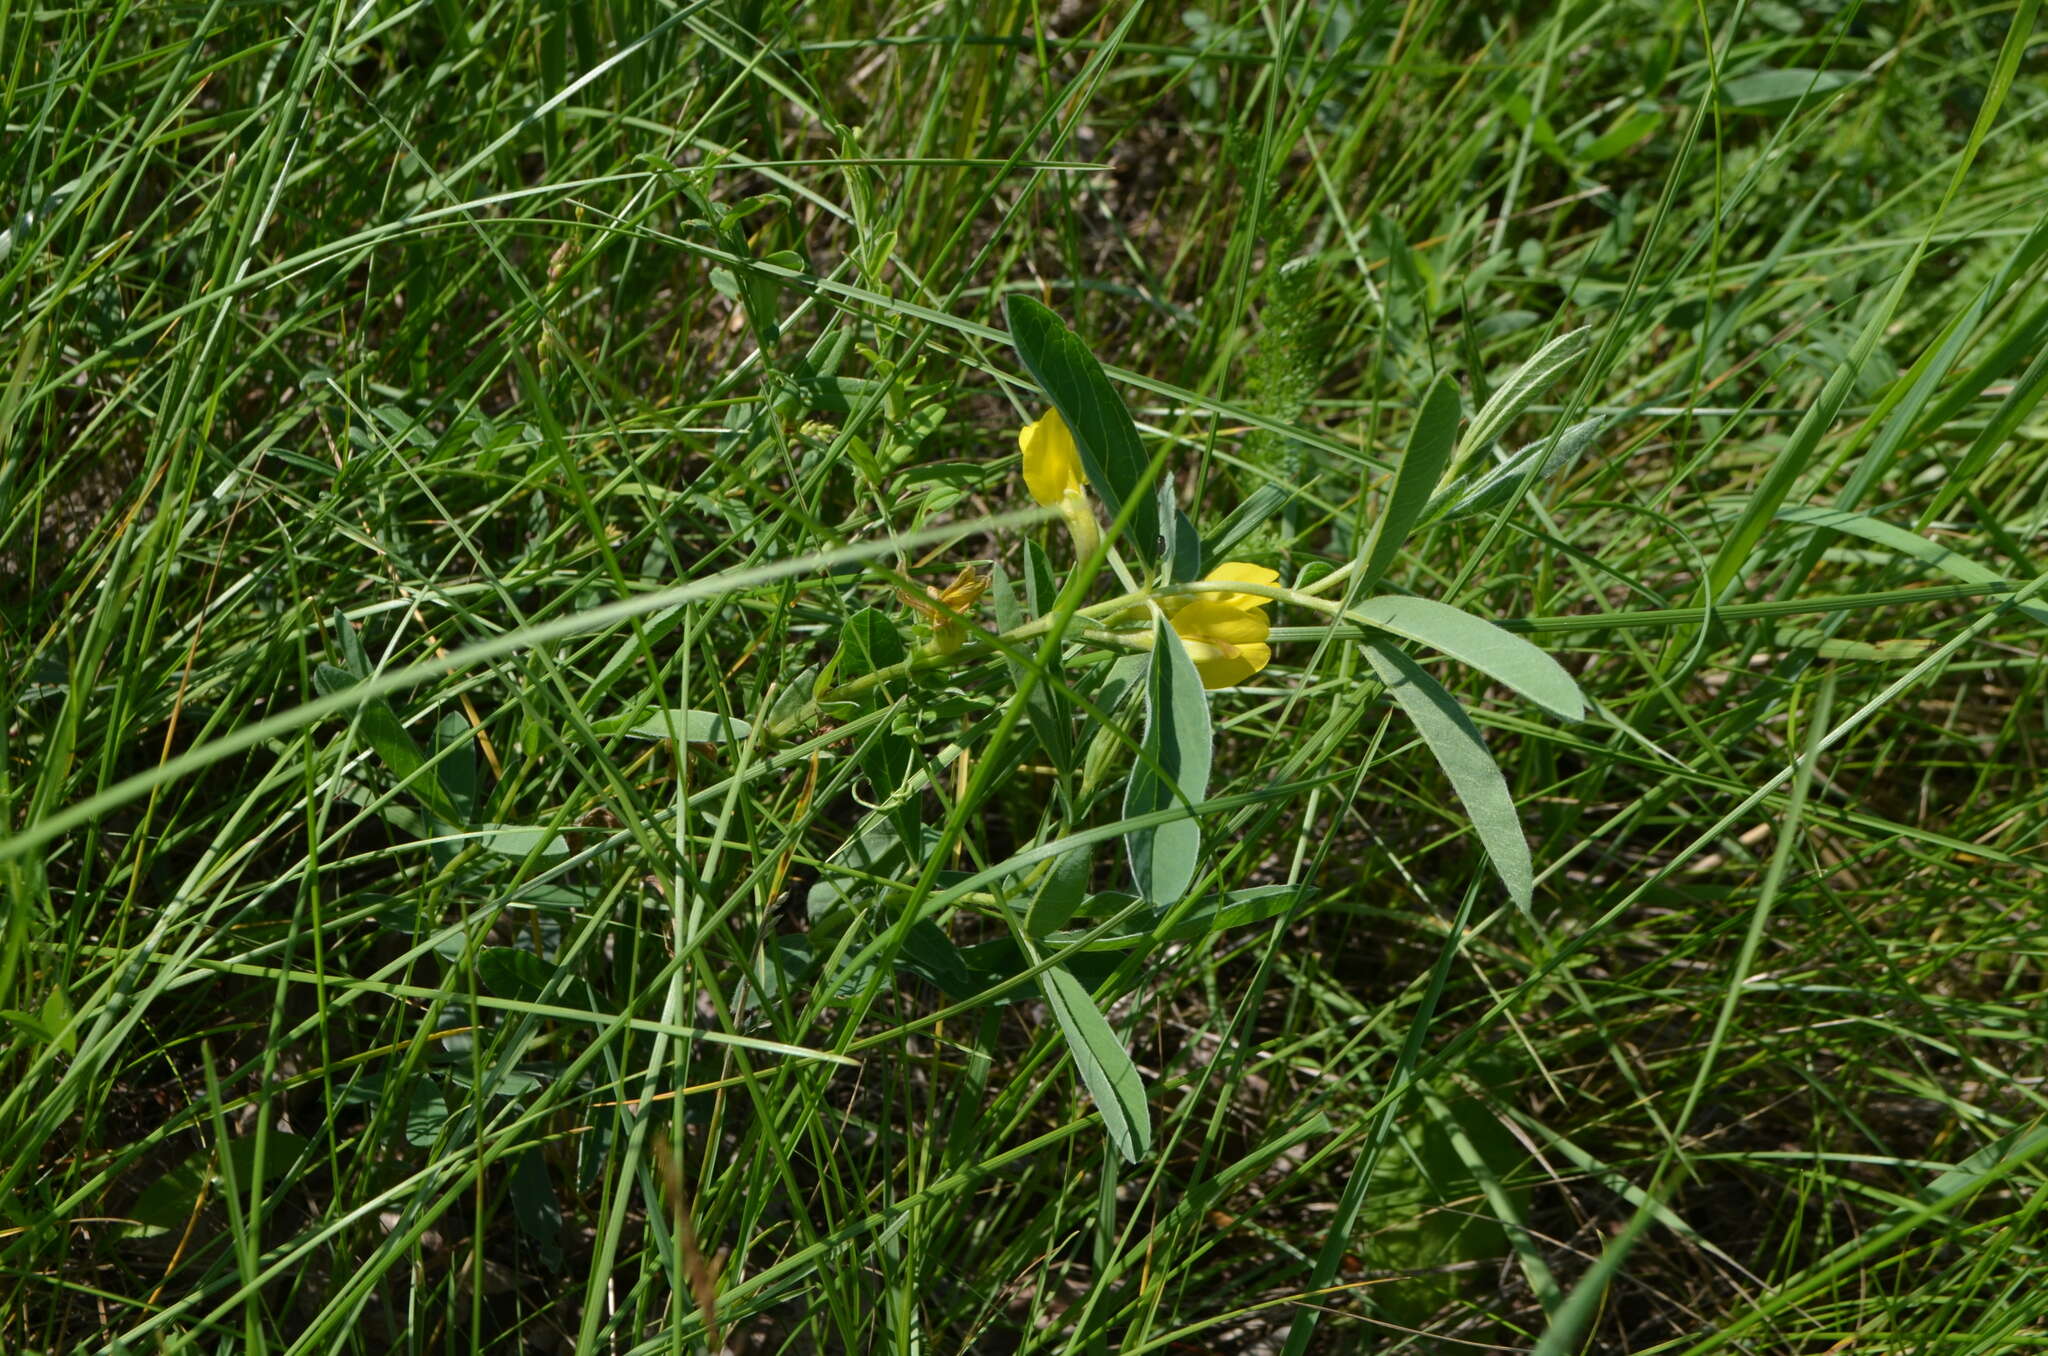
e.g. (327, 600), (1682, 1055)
(5, 1), (2048, 1351)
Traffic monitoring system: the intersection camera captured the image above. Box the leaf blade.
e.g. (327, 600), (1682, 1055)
(1040, 962), (1151, 1162)
(1122, 616), (1213, 905)
(1364, 641), (1533, 912)
(1351, 596), (1584, 722)
(1458, 326), (1591, 470)
(1359, 372), (1462, 591)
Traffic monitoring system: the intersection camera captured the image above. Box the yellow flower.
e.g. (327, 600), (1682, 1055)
(1019, 407), (1084, 505)
(1193, 561), (1280, 612)
(900, 566), (989, 656)
(931, 565), (990, 615)
(1169, 562), (1279, 690)
(1018, 407), (1101, 558)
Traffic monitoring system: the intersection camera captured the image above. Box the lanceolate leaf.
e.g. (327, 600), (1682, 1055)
(1716, 66), (1860, 113)
(599, 708), (754, 743)
(314, 664), (464, 826)
(1201, 481), (1295, 563)
(1026, 845), (1092, 937)
(1458, 326), (1591, 469)
(1159, 479), (1203, 583)
(1040, 962), (1151, 1162)
(1351, 596), (1584, 722)
(1359, 372), (1461, 592)
(1005, 294), (1162, 561)
(1123, 616), (1212, 905)
(1046, 884), (1303, 951)
(1364, 641), (1533, 913)
(1428, 416), (1604, 524)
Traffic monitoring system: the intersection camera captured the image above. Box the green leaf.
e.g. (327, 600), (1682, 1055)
(1419, 1083), (1557, 1312)
(1159, 479), (1203, 583)
(1371, 213), (1435, 322)
(1039, 962), (1151, 1162)
(1123, 617), (1212, 905)
(433, 713), (478, 822)
(1773, 503), (2048, 625)
(477, 946), (554, 1002)
(129, 1134), (312, 1235)
(1458, 327), (1591, 469)
(837, 606), (909, 679)
(40, 982), (75, 1057)
(989, 560), (1023, 633)
(1200, 482), (1295, 563)
(473, 824), (569, 858)
(0, 1008), (58, 1046)
(1046, 884), (1303, 951)
(598, 708), (755, 743)
(1365, 1084), (1534, 1323)
(896, 922), (977, 995)
(509, 1147), (565, 1271)
(1770, 627), (1932, 661)
(1364, 642), (1533, 912)
(313, 663), (464, 826)
(1359, 372), (1462, 591)
(1026, 844), (1092, 937)
(990, 563), (1073, 770)
(1004, 294), (1162, 562)
(1575, 107), (1661, 162)
(442, 1064), (542, 1096)
(1717, 67), (1860, 113)
(1500, 93), (1567, 164)
(404, 1076), (449, 1147)
(1023, 538), (1060, 618)
(1351, 596), (1584, 722)
(1428, 416), (1603, 523)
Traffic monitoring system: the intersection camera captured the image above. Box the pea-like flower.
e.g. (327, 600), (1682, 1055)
(1171, 562), (1279, 690)
(1020, 407), (1082, 504)
(901, 565), (990, 656)
(1019, 407), (1101, 558)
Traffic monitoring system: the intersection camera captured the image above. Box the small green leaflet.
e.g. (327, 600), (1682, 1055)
(1026, 844), (1092, 937)
(1040, 962), (1151, 1162)
(1365, 641), (1533, 913)
(1358, 371), (1461, 593)
(1201, 481), (1295, 563)
(988, 562), (1074, 771)
(1350, 596), (1584, 722)
(1716, 67), (1860, 113)
(597, 708), (754, 743)
(1773, 502), (2048, 626)
(1044, 884), (1302, 951)
(314, 663), (465, 826)
(1457, 327), (1591, 470)
(1123, 616), (1212, 906)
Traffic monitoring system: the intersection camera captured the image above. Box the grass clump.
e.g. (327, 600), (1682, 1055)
(5, 2), (2048, 1352)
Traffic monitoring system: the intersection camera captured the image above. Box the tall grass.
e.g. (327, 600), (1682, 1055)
(5, 2), (2048, 1352)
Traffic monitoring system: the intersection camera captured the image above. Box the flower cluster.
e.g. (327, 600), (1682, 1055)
(1019, 407), (1275, 689)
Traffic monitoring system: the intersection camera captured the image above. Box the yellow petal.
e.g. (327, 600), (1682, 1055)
(935, 566), (989, 612)
(1019, 407), (1084, 506)
(1202, 561), (1280, 612)
(1192, 641), (1270, 690)
(1172, 599), (1274, 690)
(1171, 600), (1270, 649)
